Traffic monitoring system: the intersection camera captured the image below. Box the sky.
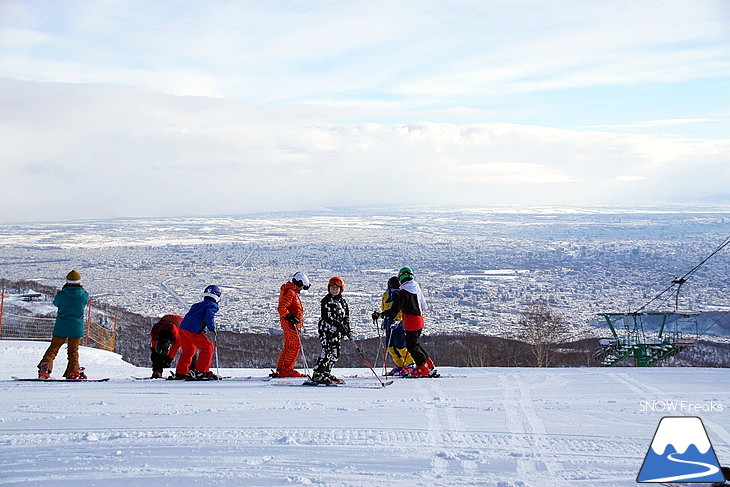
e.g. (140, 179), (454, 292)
(1, 0), (730, 222)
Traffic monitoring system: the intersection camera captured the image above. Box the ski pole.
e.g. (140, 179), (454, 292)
(214, 330), (221, 380)
(383, 320), (395, 374)
(296, 326), (311, 379)
(347, 334), (387, 387)
(372, 312), (386, 372)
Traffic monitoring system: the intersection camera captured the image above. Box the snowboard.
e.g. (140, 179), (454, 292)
(12, 376), (110, 382)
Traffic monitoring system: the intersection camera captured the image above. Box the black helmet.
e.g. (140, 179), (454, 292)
(387, 276), (400, 289)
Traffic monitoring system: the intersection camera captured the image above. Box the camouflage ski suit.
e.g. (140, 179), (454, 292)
(312, 293), (350, 381)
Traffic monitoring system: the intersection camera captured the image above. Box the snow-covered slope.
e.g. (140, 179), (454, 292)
(0, 340), (727, 487)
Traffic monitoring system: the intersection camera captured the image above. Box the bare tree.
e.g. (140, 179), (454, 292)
(516, 303), (570, 367)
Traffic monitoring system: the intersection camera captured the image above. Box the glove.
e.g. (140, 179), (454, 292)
(371, 311), (381, 321)
(285, 313), (300, 325)
(339, 321), (351, 338)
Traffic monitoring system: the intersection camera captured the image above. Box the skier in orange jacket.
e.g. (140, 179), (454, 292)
(272, 272), (310, 378)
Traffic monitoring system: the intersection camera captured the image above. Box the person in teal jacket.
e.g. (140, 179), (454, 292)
(37, 270), (90, 379)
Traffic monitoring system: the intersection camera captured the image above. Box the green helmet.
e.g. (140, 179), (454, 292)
(398, 267), (414, 283)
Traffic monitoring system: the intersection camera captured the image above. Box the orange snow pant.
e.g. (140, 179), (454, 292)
(38, 336), (82, 378)
(276, 321), (301, 373)
(176, 329), (214, 374)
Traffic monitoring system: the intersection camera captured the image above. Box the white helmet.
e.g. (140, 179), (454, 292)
(292, 271), (310, 290)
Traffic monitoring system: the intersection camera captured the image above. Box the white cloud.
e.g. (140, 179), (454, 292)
(1, 79), (728, 222)
(1, 1), (728, 102)
(443, 162), (580, 184)
(1, 1), (729, 220)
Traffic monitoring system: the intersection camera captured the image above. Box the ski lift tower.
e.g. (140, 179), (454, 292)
(596, 311), (698, 367)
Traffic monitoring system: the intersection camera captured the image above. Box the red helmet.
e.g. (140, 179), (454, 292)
(328, 276), (344, 289)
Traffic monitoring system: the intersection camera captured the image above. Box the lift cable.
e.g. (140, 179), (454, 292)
(635, 234), (730, 313)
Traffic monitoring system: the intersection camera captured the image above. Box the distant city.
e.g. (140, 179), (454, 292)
(1, 207), (728, 341)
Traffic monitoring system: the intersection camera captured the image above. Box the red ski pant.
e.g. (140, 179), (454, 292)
(176, 329), (214, 374)
(403, 314), (428, 367)
(276, 321), (301, 372)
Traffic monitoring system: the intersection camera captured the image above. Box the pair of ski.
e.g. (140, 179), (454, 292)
(12, 376), (110, 382)
(13, 372), (439, 384)
(291, 369), (440, 387)
(135, 375), (390, 388)
(295, 377), (394, 389)
(271, 370), (437, 387)
(133, 375), (272, 382)
(399, 372), (442, 379)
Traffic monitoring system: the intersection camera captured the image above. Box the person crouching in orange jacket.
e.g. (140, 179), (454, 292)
(272, 272), (310, 378)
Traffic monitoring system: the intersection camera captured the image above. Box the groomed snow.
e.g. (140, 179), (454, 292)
(0, 340), (727, 486)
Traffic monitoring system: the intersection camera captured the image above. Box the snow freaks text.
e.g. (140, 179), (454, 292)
(639, 400), (724, 413)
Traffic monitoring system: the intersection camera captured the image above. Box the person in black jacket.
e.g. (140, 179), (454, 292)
(307, 277), (350, 385)
(382, 267), (436, 377)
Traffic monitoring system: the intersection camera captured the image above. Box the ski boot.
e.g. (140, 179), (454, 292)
(151, 370), (164, 379)
(168, 372), (192, 380)
(38, 362), (50, 380)
(324, 372), (345, 384)
(406, 363), (431, 377)
(385, 366), (403, 376)
(196, 371), (220, 381)
(66, 367), (87, 380)
(398, 365), (415, 376)
(303, 372), (333, 386)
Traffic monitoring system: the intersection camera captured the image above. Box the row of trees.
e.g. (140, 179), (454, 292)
(119, 302), (583, 369)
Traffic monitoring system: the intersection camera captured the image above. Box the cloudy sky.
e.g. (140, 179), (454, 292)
(1, 0), (729, 222)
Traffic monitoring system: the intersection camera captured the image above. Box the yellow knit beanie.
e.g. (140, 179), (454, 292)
(66, 270), (81, 283)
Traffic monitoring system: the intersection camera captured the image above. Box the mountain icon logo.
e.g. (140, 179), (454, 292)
(637, 416), (725, 483)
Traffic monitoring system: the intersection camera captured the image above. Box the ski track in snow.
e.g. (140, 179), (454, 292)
(0, 341), (728, 487)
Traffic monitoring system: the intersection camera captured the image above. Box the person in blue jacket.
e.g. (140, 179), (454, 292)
(37, 270), (90, 379)
(172, 285), (222, 380)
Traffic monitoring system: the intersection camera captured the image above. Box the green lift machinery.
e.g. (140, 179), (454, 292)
(596, 312), (698, 366)
(596, 234), (729, 367)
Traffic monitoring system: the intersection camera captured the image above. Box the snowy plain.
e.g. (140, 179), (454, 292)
(0, 340), (727, 487)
